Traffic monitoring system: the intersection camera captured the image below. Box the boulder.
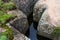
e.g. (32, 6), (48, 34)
(7, 10), (29, 34)
(5, 24), (30, 40)
(33, 0), (47, 22)
(11, 27), (30, 40)
(14, 0), (37, 16)
(38, 10), (55, 39)
(36, 0), (60, 40)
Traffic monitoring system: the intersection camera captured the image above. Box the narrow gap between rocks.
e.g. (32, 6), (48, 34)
(25, 12), (52, 40)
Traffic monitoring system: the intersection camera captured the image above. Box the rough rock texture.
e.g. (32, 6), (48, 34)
(14, 0), (37, 16)
(7, 10), (29, 34)
(36, 0), (60, 40)
(37, 11), (55, 39)
(33, 0), (47, 22)
(10, 26), (30, 40)
(0, 24), (30, 40)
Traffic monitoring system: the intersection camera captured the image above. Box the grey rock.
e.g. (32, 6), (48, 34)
(14, 34), (30, 40)
(8, 10), (29, 34)
(37, 0), (60, 40)
(14, 0), (37, 16)
(38, 10), (55, 34)
(11, 27), (30, 40)
(33, 0), (47, 22)
(37, 10), (55, 39)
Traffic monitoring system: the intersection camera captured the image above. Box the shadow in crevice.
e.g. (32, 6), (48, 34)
(25, 11), (33, 37)
(37, 34), (52, 40)
(25, 12), (52, 40)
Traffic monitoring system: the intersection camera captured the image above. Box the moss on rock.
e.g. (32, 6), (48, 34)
(0, 0), (16, 40)
(0, 0), (16, 11)
(0, 24), (13, 40)
(0, 13), (14, 24)
(54, 27), (60, 36)
(2, 2), (16, 10)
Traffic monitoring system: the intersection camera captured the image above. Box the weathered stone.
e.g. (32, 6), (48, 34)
(14, 34), (30, 40)
(10, 27), (30, 40)
(2, 0), (14, 2)
(8, 10), (29, 34)
(38, 11), (55, 39)
(14, 0), (37, 16)
(37, 0), (60, 40)
(7, 10), (17, 16)
(0, 23), (30, 40)
(33, 0), (47, 22)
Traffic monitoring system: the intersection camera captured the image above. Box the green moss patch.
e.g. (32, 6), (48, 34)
(54, 27), (60, 36)
(0, 13), (14, 24)
(0, 35), (8, 40)
(0, 24), (13, 40)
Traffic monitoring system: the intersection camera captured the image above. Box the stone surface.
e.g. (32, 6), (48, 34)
(14, 0), (37, 16)
(7, 10), (17, 17)
(33, 0), (47, 22)
(37, 0), (60, 39)
(38, 11), (55, 34)
(37, 11), (55, 39)
(8, 10), (29, 34)
(10, 26), (30, 40)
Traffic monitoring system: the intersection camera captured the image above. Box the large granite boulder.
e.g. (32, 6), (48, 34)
(14, 0), (37, 16)
(36, 0), (60, 40)
(33, 0), (47, 22)
(7, 10), (29, 34)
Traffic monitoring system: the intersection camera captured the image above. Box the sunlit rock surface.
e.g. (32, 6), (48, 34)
(38, 11), (55, 39)
(33, 0), (46, 22)
(36, 0), (60, 40)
